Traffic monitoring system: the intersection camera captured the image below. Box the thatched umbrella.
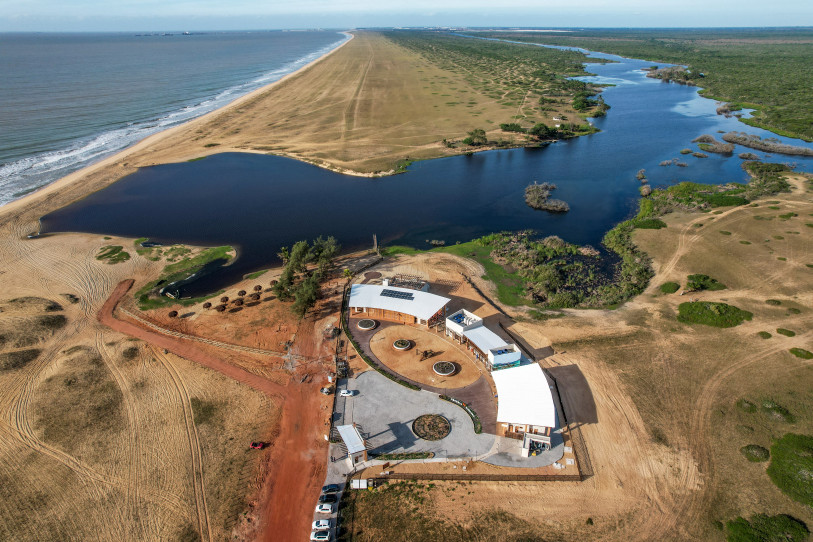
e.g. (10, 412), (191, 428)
(202, 302), (212, 309)
(220, 296), (229, 303)
(238, 290), (247, 297)
(168, 310), (178, 318)
(233, 298), (244, 307)
(215, 304), (227, 312)
(253, 285), (262, 292)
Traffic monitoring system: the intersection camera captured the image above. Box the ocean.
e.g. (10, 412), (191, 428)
(0, 30), (349, 206)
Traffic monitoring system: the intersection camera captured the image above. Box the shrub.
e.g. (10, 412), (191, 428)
(635, 218), (666, 229)
(740, 444), (770, 462)
(687, 274), (727, 291)
(677, 302), (752, 328)
(719, 230), (732, 235)
(789, 348), (812, 360)
(761, 400), (795, 423)
(757, 331), (772, 339)
(725, 514), (809, 542)
(765, 299), (782, 306)
(776, 328), (795, 337)
(499, 122), (526, 133)
(0, 349), (41, 371)
(660, 282), (680, 294)
(767, 434), (813, 506)
(737, 399), (757, 413)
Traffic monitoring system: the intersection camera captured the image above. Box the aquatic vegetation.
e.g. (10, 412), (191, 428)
(524, 182), (570, 213)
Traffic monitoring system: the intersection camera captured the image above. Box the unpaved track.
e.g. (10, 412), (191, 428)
(98, 280), (286, 398)
(152, 347), (213, 542)
(99, 279), (329, 542)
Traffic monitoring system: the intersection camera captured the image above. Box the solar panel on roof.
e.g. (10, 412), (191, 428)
(380, 288), (414, 300)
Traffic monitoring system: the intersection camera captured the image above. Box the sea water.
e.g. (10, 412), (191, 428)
(0, 30), (349, 205)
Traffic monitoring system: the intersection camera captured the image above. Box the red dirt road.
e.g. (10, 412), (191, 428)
(98, 280), (329, 542)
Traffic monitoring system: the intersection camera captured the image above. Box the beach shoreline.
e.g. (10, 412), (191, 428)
(0, 31), (355, 225)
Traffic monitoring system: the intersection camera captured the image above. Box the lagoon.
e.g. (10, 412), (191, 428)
(42, 44), (813, 297)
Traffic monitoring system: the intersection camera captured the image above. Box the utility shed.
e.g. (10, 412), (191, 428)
(337, 424), (368, 468)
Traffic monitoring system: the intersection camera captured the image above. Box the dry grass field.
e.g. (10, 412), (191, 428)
(0, 226), (275, 542)
(339, 175), (813, 541)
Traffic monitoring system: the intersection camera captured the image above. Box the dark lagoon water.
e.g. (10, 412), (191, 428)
(0, 30), (348, 205)
(42, 41), (813, 297)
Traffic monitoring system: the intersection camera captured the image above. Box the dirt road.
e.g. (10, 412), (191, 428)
(99, 279), (329, 542)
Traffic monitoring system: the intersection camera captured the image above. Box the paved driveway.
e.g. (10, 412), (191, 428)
(339, 370), (494, 459)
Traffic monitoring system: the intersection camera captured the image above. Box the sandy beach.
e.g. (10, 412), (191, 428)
(0, 32), (355, 228)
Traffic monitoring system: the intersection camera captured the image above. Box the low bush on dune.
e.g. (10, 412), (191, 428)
(767, 433), (813, 507)
(677, 301), (752, 328)
(0, 349), (42, 371)
(660, 282), (680, 294)
(686, 274), (727, 291)
(725, 514), (809, 542)
(789, 348), (812, 360)
(761, 400), (795, 423)
(740, 444), (770, 462)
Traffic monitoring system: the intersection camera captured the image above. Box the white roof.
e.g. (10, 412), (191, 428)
(349, 284), (449, 321)
(336, 424), (366, 454)
(464, 324), (509, 353)
(492, 364), (557, 428)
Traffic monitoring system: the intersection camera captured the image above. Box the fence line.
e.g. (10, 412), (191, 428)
(364, 472), (583, 482)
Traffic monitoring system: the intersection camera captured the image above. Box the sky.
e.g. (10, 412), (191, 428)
(1, 0), (812, 32)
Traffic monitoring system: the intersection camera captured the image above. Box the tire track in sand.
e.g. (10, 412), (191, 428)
(151, 345), (213, 542)
(97, 332), (148, 539)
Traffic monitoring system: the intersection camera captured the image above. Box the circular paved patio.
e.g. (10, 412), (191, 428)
(369, 325), (483, 388)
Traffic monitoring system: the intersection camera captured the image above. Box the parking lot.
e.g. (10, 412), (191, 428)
(336, 370), (494, 459)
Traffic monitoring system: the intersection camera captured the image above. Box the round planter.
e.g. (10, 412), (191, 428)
(412, 414), (451, 441)
(357, 319), (376, 331)
(393, 339), (411, 351)
(432, 361), (456, 376)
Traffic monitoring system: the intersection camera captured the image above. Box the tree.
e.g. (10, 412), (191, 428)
(292, 274), (320, 317)
(463, 128), (487, 146)
(529, 123), (553, 139)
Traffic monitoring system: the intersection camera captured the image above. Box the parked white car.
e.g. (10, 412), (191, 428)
(315, 503), (333, 514)
(312, 519), (330, 530)
(310, 530), (330, 541)
(339, 389), (356, 397)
